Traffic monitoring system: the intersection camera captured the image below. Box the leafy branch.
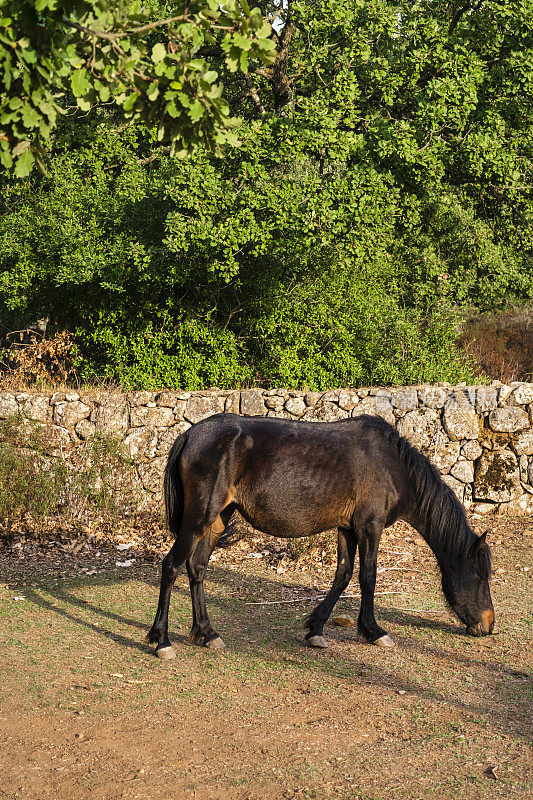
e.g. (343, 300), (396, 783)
(0, 0), (276, 176)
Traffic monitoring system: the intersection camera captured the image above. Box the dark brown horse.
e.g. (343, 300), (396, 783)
(147, 414), (494, 658)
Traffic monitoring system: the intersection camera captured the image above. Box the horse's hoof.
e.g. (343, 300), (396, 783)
(205, 636), (226, 650)
(306, 635), (328, 649)
(155, 646), (176, 660)
(374, 634), (395, 648)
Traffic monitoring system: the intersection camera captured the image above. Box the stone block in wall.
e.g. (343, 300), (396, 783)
(461, 440), (483, 461)
(302, 402), (349, 422)
(124, 427), (157, 461)
(396, 409), (439, 450)
(338, 390), (359, 411)
(157, 422), (191, 456)
(93, 394), (129, 435)
(130, 406), (175, 428)
(442, 474), (465, 502)
(0, 394), (18, 419)
(49, 425), (73, 451)
(304, 392), (323, 406)
(443, 407), (480, 440)
(450, 460), (475, 484)
(418, 386), (447, 408)
(445, 387), (476, 409)
(354, 395), (395, 424)
(512, 384), (533, 405)
(128, 391), (157, 406)
(375, 391), (392, 417)
(390, 388), (418, 412)
(433, 441), (461, 473)
(23, 395), (52, 423)
(285, 397), (307, 417)
(174, 400), (187, 418)
(75, 419), (96, 440)
(325, 402), (350, 421)
(476, 387), (498, 412)
(518, 455), (529, 482)
(184, 395), (225, 424)
(54, 400), (91, 428)
(137, 456), (166, 493)
(264, 395), (285, 411)
(320, 391), (338, 403)
(489, 406), (529, 433)
(498, 385), (513, 402)
(498, 492), (533, 516)
(474, 449), (520, 502)
(156, 391), (183, 408)
(240, 390), (265, 416)
(225, 392), (240, 414)
(351, 397), (376, 417)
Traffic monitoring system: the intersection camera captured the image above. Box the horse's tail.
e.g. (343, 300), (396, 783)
(164, 432), (188, 537)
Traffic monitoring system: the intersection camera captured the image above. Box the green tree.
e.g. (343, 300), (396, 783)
(0, 1), (531, 388)
(0, 0), (275, 175)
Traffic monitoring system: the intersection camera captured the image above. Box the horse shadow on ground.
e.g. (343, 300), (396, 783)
(17, 560), (531, 740)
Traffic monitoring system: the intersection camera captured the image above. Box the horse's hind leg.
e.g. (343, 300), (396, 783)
(304, 528), (357, 648)
(356, 515), (394, 647)
(187, 507), (234, 650)
(146, 525), (204, 659)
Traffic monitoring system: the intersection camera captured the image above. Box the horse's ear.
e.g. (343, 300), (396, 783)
(470, 531), (488, 556)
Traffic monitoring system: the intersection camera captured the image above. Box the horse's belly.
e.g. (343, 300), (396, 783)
(236, 480), (352, 537)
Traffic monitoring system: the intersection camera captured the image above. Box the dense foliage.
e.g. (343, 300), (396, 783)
(1, 1), (532, 388)
(0, 0), (275, 174)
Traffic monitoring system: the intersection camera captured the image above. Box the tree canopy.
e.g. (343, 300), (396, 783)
(1, 1), (532, 388)
(0, 0), (275, 175)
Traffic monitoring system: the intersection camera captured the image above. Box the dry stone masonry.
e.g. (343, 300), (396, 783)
(1, 382), (533, 517)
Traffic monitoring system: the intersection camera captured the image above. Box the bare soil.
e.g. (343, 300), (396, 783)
(0, 516), (531, 800)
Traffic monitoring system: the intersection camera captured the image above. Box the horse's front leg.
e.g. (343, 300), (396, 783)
(304, 527), (357, 648)
(357, 517), (395, 647)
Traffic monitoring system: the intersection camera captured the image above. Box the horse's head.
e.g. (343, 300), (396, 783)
(441, 531), (495, 636)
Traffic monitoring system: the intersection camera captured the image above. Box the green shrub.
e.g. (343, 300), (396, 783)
(0, 417), (136, 530)
(0, 442), (61, 525)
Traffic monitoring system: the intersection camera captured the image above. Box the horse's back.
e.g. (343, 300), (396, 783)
(178, 414), (406, 535)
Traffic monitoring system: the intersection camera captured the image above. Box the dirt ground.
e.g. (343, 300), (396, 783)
(0, 515), (531, 800)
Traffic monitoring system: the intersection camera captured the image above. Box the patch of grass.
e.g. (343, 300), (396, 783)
(1, 547), (532, 800)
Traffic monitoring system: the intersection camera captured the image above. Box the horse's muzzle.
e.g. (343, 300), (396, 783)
(467, 609), (495, 637)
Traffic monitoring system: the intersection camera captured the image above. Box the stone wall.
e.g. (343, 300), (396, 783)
(1, 382), (533, 516)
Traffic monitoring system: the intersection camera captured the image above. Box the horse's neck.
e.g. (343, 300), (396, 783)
(404, 504), (471, 571)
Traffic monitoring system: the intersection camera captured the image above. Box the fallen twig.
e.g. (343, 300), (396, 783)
(395, 608), (449, 614)
(378, 567), (424, 574)
(244, 591), (403, 605)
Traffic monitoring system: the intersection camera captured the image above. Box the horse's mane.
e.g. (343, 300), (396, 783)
(359, 415), (491, 578)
